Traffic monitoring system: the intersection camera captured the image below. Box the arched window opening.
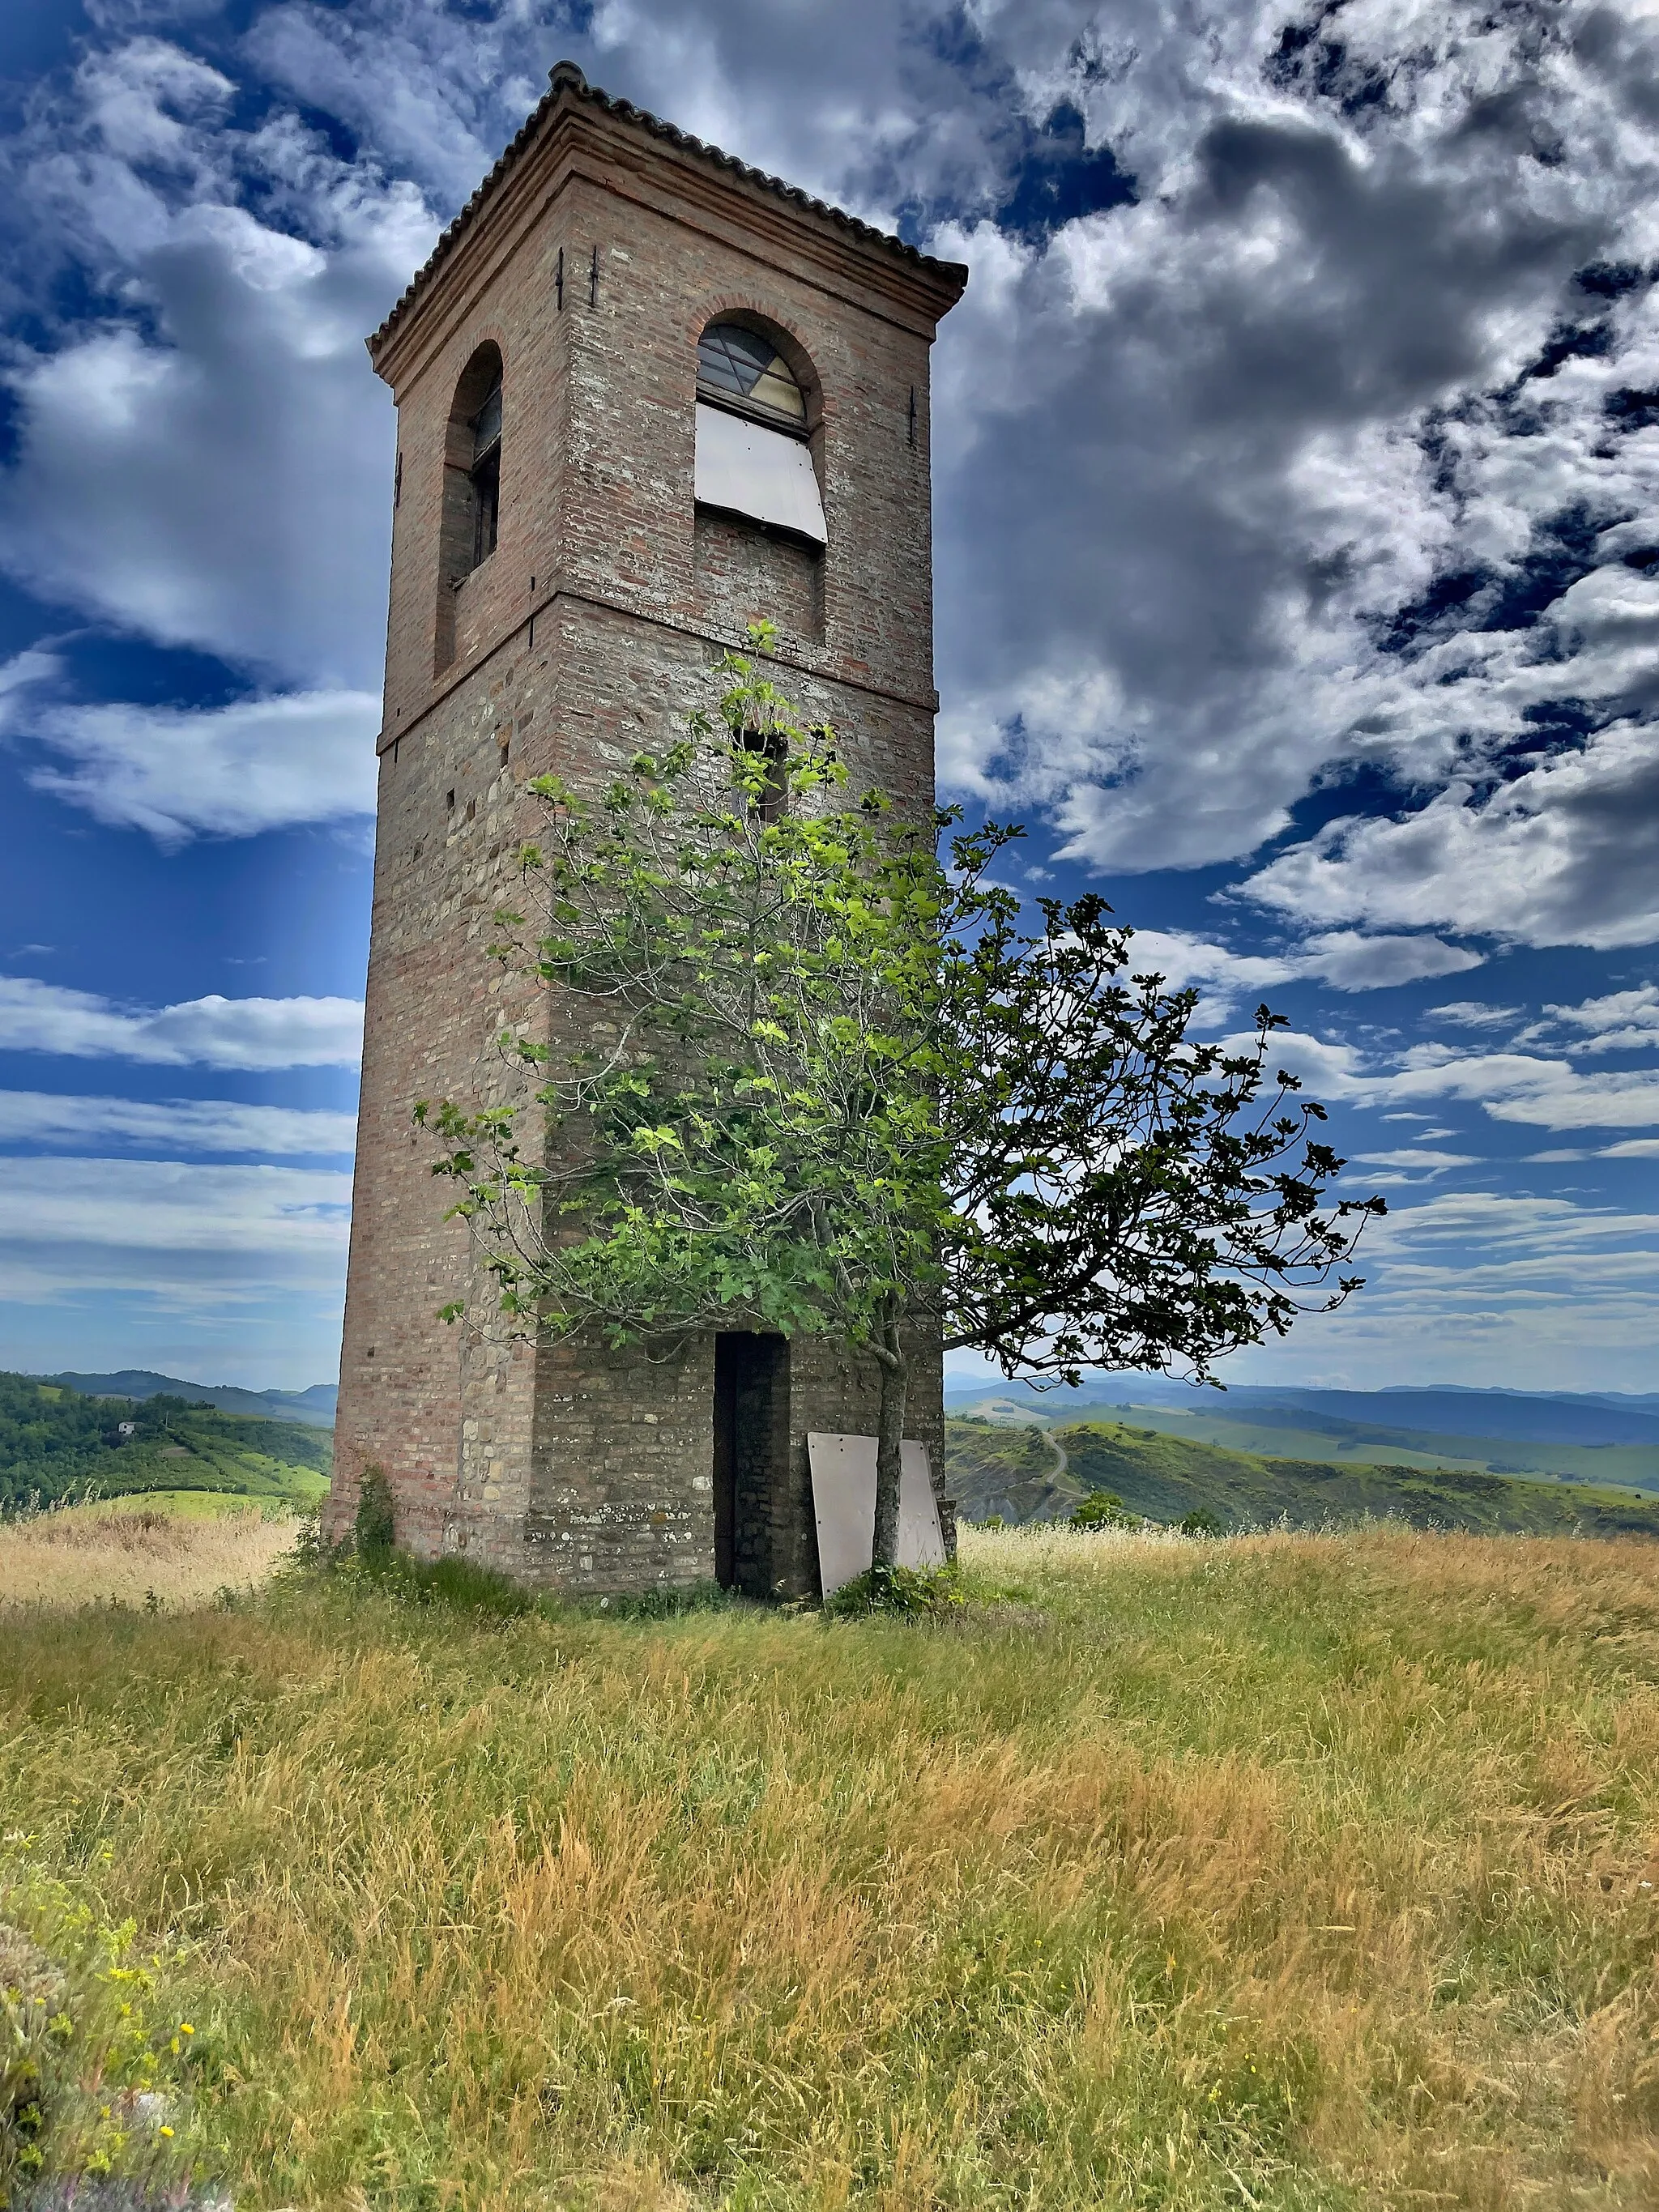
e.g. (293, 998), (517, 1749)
(469, 373), (501, 567)
(441, 343), (504, 591)
(694, 320), (825, 544)
(435, 343), (503, 673)
(697, 325), (807, 431)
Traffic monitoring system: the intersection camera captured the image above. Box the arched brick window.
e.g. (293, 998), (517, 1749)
(697, 324), (808, 430)
(694, 319), (825, 543)
(443, 343), (504, 584)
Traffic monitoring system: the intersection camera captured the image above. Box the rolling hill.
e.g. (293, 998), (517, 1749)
(41, 1370), (337, 1426)
(945, 1382), (1659, 1490)
(0, 1371), (331, 1513)
(944, 1414), (1659, 1540)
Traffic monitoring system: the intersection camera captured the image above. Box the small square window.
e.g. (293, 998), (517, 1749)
(742, 731), (788, 825)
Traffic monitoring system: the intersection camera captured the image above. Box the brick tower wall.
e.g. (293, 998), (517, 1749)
(330, 70), (964, 1595)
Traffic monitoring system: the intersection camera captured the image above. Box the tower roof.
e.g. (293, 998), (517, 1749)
(368, 61), (966, 363)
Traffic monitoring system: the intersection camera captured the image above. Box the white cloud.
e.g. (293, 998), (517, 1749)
(0, 978), (362, 1068)
(0, 1154), (350, 1303)
(1354, 1148), (1480, 1172)
(1243, 1025), (1659, 1132)
(0, 36), (433, 688)
(1299, 931), (1485, 991)
(22, 685), (381, 842)
(1430, 1001), (1524, 1031)
(1171, 1180), (1659, 1393)
(909, 2), (1659, 960)
(1528, 1137), (1659, 1161)
(0, 648), (62, 718)
(1243, 720), (1659, 952)
(1273, 1187), (1659, 1389)
(1125, 924), (1481, 1015)
(0, 1089), (356, 1154)
(1521, 983), (1659, 1055)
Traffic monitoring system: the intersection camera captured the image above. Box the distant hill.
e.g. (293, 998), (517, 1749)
(1232, 1386), (1659, 1451)
(945, 1376), (1659, 1450)
(41, 1370), (336, 1428)
(944, 1377), (1659, 1484)
(944, 1415), (1659, 1541)
(1, 1371), (331, 1513)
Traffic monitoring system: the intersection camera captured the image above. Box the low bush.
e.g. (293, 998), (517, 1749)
(0, 1875), (198, 2210)
(351, 1464), (396, 1562)
(1179, 1507), (1228, 1538)
(1070, 1489), (1142, 1531)
(332, 1544), (534, 1617)
(825, 1561), (966, 1617)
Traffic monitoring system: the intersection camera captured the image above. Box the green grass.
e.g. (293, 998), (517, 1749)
(5, 1524), (1659, 2207)
(945, 1416), (1659, 1538)
(85, 1487), (309, 1521)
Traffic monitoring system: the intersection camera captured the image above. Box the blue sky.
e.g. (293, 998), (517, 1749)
(1, 0), (1657, 1393)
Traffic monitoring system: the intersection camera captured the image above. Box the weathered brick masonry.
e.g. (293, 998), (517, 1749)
(329, 63), (966, 1596)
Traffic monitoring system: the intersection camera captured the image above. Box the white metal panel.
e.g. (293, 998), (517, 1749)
(898, 1442), (949, 1572)
(807, 1434), (947, 1597)
(695, 403), (827, 543)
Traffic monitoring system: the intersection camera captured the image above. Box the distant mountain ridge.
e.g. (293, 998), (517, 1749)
(40, 1370), (337, 1428)
(943, 1377), (1659, 1453)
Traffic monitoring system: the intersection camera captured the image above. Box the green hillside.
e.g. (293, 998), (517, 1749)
(0, 1370), (331, 1513)
(943, 1418), (1077, 1524)
(944, 1415), (1659, 1539)
(952, 1392), (1659, 1490)
(1097, 1400), (1659, 1490)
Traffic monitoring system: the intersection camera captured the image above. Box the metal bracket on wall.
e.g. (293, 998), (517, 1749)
(590, 245), (599, 308)
(555, 245), (564, 311)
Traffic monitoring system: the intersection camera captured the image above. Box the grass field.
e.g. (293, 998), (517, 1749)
(5, 1520), (1659, 2207)
(0, 1494), (301, 1609)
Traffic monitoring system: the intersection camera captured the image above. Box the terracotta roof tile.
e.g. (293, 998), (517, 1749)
(368, 61), (963, 358)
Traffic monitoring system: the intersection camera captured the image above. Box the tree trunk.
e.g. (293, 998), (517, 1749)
(871, 1306), (907, 1575)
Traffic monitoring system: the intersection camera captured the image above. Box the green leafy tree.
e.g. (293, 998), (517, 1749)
(1072, 1490), (1141, 1532)
(423, 629), (1381, 1579)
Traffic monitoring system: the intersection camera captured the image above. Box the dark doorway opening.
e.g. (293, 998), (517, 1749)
(712, 1332), (789, 1592)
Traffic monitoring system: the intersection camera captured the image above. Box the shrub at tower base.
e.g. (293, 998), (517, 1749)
(421, 629), (1383, 1582)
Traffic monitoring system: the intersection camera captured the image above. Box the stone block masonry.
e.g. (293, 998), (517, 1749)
(328, 62), (966, 1596)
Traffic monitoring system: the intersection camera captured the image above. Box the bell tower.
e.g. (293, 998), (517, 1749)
(330, 63), (967, 1596)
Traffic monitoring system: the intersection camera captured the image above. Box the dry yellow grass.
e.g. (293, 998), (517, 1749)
(0, 1495), (301, 1609)
(3, 1523), (1659, 2209)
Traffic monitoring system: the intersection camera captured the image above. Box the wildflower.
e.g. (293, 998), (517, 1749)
(157, 2125), (174, 2138)
(179, 2022), (194, 2035)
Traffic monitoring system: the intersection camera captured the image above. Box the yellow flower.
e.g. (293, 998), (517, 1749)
(179, 2023), (194, 2035)
(157, 2125), (174, 2138)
